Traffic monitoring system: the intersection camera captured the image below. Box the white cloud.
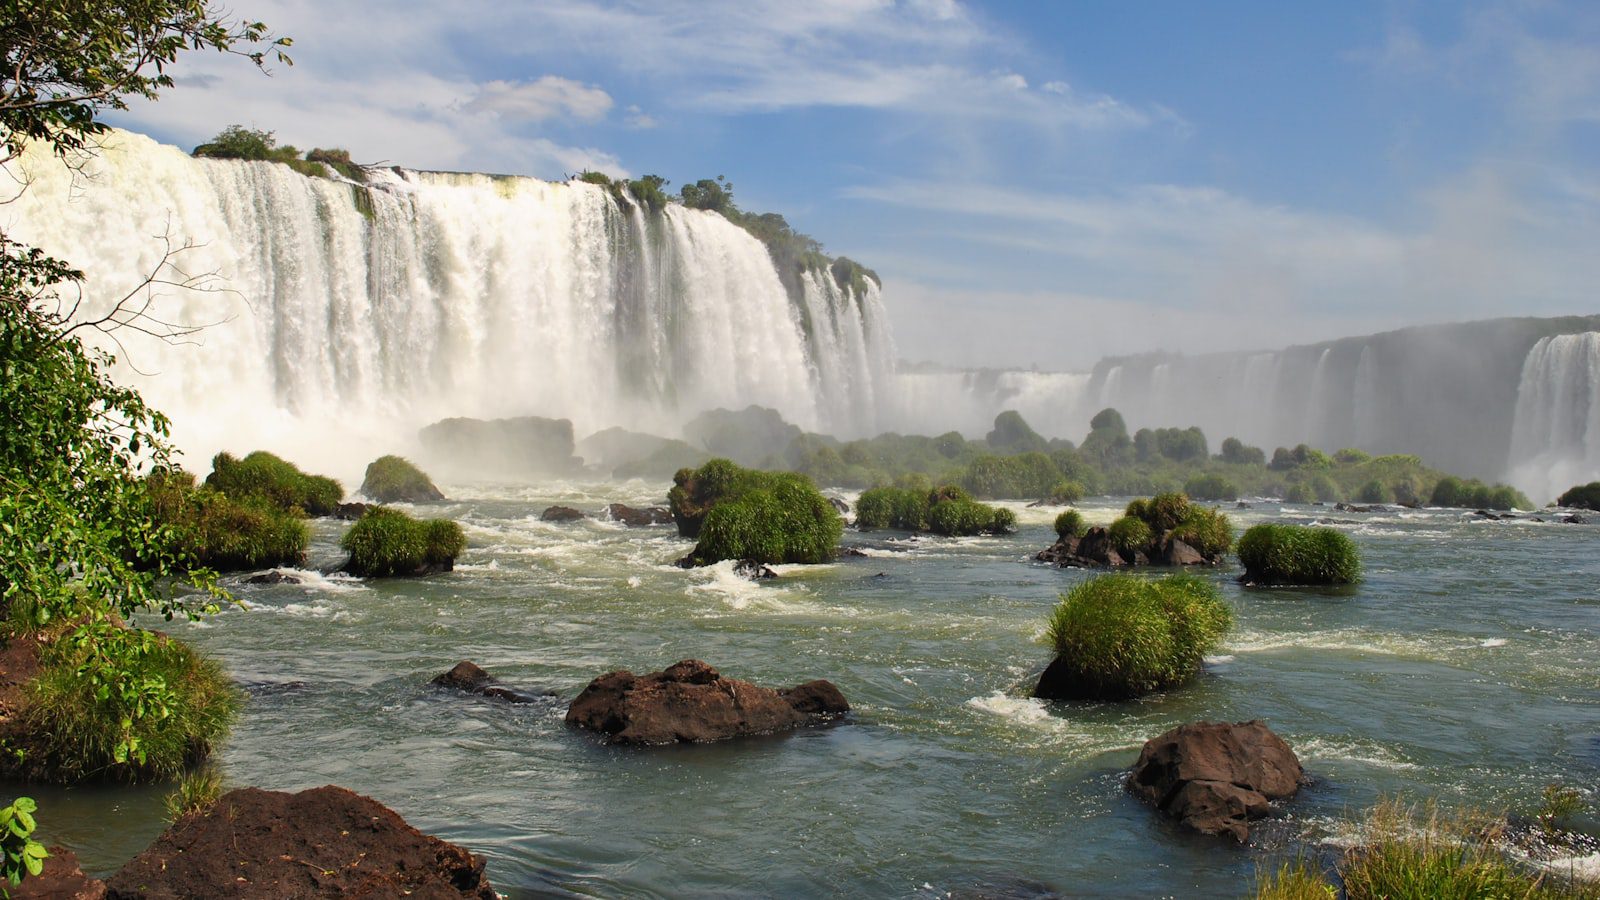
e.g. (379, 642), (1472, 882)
(469, 76), (614, 122)
(623, 105), (658, 129)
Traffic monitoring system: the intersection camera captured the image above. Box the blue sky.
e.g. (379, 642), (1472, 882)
(109, 0), (1600, 369)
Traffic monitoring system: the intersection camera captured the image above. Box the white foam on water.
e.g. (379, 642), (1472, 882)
(1294, 735), (1419, 770)
(963, 691), (1145, 755)
(1479, 637), (1508, 648)
(683, 560), (811, 613)
(1229, 627), (1440, 658)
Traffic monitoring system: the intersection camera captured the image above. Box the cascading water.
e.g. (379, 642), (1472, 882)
(1508, 333), (1600, 501)
(2, 130), (895, 477)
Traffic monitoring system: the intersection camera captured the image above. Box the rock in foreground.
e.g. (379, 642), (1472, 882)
(566, 659), (848, 745)
(1127, 720), (1302, 842)
(105, 786), (495, 899)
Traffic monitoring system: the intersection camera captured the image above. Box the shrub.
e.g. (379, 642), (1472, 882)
(1334, 448), (1371, 465)
(1309, 472), (1342, 503)
(1219, 437), (1267, 466)
(854, 486), (929, 531)
(1283, 482), (1315, 504)
(669, 458), (813, 537)
(927, 499), (1014, 536)
(1558, 482), (1600, 510)
(1356, 479), (1393, 504)
(360, 455), (444, 503)
(1172, 505), (1233, 557)
(1054, 509), (1086, 539)
(164, 766), (223, 821)
(1184, 474), (1239, 502)
(205, 451), (342, 516)
(1045, 478), (1085, 504)
(1339, 799), (1569, 900)
(1040, 573), (1232, 699)
(340, 507), (465, 577)
(1251, 859), (1335, 900)
(14, 630), (239, 783)
(1237, 524), (1361, 585)
(1108, 516), (1153, 558)
(1430, 476), (1532, 510)
(192, 125), (296, 162)
(143, 472), (307, 572)
(689, 477), (842, 564)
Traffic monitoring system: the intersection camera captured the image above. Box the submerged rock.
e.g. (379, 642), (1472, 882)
(1127, 720), (1302, 842)
(540, 505), (585, 523)
(605, 502), (673, 526)
(565, 659), (848, 745)
(430, 661), (554, 704)
(733, 559), (779, 580)
(106, 785), (495, 898)
(245, 570), (303, 585)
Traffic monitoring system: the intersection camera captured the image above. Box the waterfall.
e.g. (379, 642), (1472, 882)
(2, 130), (896, 476)
(1508, 333), (1600, 501)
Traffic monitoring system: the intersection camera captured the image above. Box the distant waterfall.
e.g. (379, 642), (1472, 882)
(1508, 333), (1600, 501)
(2, 130), (895, 475)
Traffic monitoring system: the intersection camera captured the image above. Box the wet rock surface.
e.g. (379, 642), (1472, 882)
(431, 661), (555, 704)
(540, 505), (586, 523)
(1127, 720), (1302, 842)
(605, 503), (673, 526)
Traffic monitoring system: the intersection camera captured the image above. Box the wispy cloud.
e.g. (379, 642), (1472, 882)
(469, 77), (614, 123)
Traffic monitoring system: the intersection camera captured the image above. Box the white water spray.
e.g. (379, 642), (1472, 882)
(1508, 333), (1600, 501)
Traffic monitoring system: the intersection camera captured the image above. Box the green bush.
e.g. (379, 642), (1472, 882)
(669, 458), (816, 537)
(1218, 437), (1266, 466)
(1108, 516), (1152, 557)
(688, 476), (842, 565)
(1309, 472), (1342, 503)
(205, 451), (342, 516)
(191, 125), (298, 162)
(1142, 491), (1191, 533)
(1041, 573), (1232, 699)
(359, 455), (444, 503)
(1237, 524), (1361, 585)
(340, 507), (465, 577)
(1356, 479), (1393, 504)
(1558, 482), (1600, 510)
(927, 498), (1014, 536)
(854, 486), (929, 531)
(1430, 476), (1532, 510)
(1054, 509), (1086, 539)
(1045, 478), (1085, 504)
(1283, 482), (1315, 504)
(143, 471), (307, 572)
(13, 630), (239, 783)
(1172, 505), (1233, 557)
(1183, 474), (1239, 502)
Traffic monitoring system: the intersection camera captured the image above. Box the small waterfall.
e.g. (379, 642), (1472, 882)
(1508, 333), (1600, 501)
(3, 130), (896, 475)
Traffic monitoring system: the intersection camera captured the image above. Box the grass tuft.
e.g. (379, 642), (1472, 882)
(340, 507), (465, 577)
(164, 766), (224, 821)
(1054, 509), (1086, 539)
(1237, 523), (1361, 585)
(205, 451), (342, 516)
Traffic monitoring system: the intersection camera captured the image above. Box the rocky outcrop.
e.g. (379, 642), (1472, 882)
(565, 659), (848, 745)
(105, 785), (495, 898)
(1035, 527), (1128, 568)
(605, 503), (673, 526)
(540, 505), (585, 523)
(1127, 721), (1302, 842)
(827, 496), (850, 514)
(430, 661), (554, 704)
(418, 415), (581, 481)
(246, 570), (303, 585)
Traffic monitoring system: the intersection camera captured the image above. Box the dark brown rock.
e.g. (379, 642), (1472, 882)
(828, 496), (851, 514)
(430, 661), (553, 704)
(105, 785), (495, 898)
(1034, 527), (1126, 569)
(540, 505), (585, 522)
(1155, 536), (1207, 566)
(1127, 720), (1302, 842)
(565, 659), (849, 745)
(333, 502), (371, 521)
(13, 847), (105, 899)
(733, 559), (778, 580)
(605, 503), (673, 526)
(246, 570), (303, 585)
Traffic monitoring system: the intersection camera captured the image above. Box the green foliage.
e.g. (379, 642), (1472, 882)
(1134, 426), (1208, 463)
(1172, 505), (1234, 557)
(360, 455), (442, 503)
(986, 411), (1048, 454)
(1237, 524), (1361, 585)
(144, 471), (307, 572)
(1081, 408), (1134, 465)
(1142, 492), (1192, 533)
(689, 476), (842, 565)
(1108, 516), (1153, 557)
(14, 629), (239, 783)
(829, 257), (880, 296)
(679, 175), (736, 215)
(577, 170), (613, 187)
(1041, 573), (1232, 699)
(624, 174), (671, 211)
(306, 147), (364, 181)
(191, 124), (300, 163)
(1558, 482), (1600, 510)
(1252, 859), (1337, 900)
(1219, 437), (1267, 466)
(205, 450), (342, 516)
(927, 499), (1015, 536)
(0, 3), (290, 161)
(1183, 473), (1238, 502)
(1054, 509), (1086, 539)
(163, 766), (223, 821)
(1, 796), (48, 890)
(1284, 482), (1315, 504)
(670, 458), (805, 535)
(1046, 479), (1085, 504)
(1429, 476), (1531, 510)
(955, 452), (1060, 499)
(1270, 444), (1334, 471)
(1537, 783), (1584, 834)
(1334, 447), (1372, 465)
(856, 485), (1010, 536)
(1089, 407), (1127, 437)
(855, 486), (929, 531)
(339, 507), (465, 577)
(1308, 472), (1342, 503)
(1357, 479), (1393, 504)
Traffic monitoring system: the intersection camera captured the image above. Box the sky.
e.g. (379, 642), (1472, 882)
(107, 0), (1600, 371)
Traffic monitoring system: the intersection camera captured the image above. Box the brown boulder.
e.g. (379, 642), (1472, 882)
(1154, 535), (1207, 566)
(1127, 720), (1302, 842)
(1034, 527), (1126, 569)
(605, 503), (673, 526)
(105, 785), (494, 898)
(430, 661), (553, 704)
(540, 505), (585, 522)
(565, 659), (849, 745)
(13, 847), (106, 899)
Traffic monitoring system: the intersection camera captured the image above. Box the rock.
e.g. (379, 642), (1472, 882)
(418, 415), (581, 481)
(605, 503), (673, 526)
(1034, 527), (1126, 569)
(828, 496), (851, 514)
(1127, 720), (1302, 842)
(540, 505), (585, 523)
(105, 785), (495, 898)
(1154, 535), (1208, 567)
(683, 406), (802, 468)
(1565, 514), (1589, 524)
(333, 502), (371, 520)
(837, 547), (868, 557)
(430, 661), (553, 704)
(565, 659), (848, 745)
(246, 570), (303, 585)
(13, 846), (105, 899)
(733, 559), (778, 580)
(1235, 501), (1252, 509)
(1335, 503), (1387, 513)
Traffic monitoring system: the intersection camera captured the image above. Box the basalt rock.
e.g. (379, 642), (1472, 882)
(733, 559), (779, 580)
(1127, 720), (1302, 842)
(430, 661), (554, 704)
(605, 503), (673, 526)
(246, 570), (303, 585)
(1034, 527), (1126, 568)
(105, 785), (495, 898)
(333, 502), (371, 521)
(565, 659), (848, 745)
(828, 496), (851, 514)
(540, 505), (585, 523)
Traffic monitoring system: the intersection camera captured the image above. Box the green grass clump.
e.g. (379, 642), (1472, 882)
(164, 766), (224, 821)
(1431, 476), (1533, 510)
(1283, 482), (1315, 504)
(856, 485), (1011, 536)
(143, 471), (307, 572)
(359, 455), (444, 503)
(1237, 523), (1361, 585)
(927, 499), (1015, 536)
(669, 458), (803, 537)
(689, 476), (842, 565)
(1252, 859), (1336, 900)
(1184, 473), (1239, 502)
(205, 451), (342, 516)
(1041, 573), (1232, 699)
(340, 507), (466, 577)
(1045, 479), (1085, 504)
(15, 630), (239, 783)
(855, 486), (930, 531)
(1108, 515), (1153, 558)
(1172, 505), (1233, 557)
(1558, 482), (1600, 510)
(1054, 509), (1086, 539)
